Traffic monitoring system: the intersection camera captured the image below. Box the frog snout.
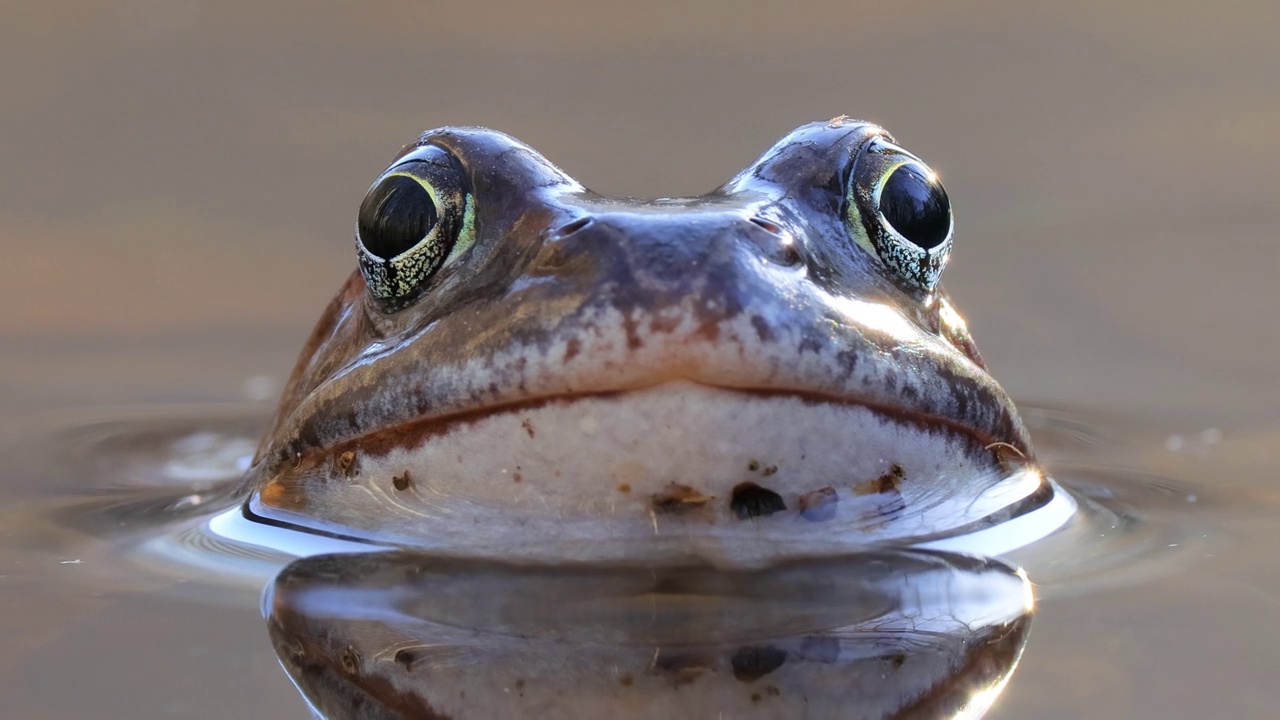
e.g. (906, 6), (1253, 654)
(537, 210), (805, 316)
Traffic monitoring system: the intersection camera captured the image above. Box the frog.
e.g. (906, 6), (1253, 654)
(238, 118), (1057, 564)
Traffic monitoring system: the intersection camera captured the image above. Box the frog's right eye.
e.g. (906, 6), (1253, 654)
(845, 137), (953, 294)
(358, 174), (438, 259)
(356, 146), (475, 311)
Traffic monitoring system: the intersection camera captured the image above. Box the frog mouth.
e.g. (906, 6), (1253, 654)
(303, 382), (1018, 465)
(255, 372), (1029, 486)
(248, 283), (1037, 547)
(247, 380), (1056, 562)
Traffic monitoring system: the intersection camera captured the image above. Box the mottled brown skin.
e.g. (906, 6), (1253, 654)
(248, 120), (1030, 491)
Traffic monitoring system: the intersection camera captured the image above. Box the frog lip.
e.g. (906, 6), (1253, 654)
(256, 363), (1031, 485)
(245, 379), (1049, 561)
(305, 382), (1020, 467)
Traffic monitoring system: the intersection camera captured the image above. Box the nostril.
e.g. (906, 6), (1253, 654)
(749, 217), (784, 235)
(553, 216), (593, 238)
(747, 217), (803, 267)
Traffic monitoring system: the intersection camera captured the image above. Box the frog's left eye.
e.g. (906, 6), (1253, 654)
(355, 146), (475, 310)
(846, 138), (953, 292)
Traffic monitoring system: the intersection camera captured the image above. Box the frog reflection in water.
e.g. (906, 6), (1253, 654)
(241, 118), (1053, 562)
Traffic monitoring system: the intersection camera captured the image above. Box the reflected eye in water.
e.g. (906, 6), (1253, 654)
(265, 550), (1033, 720)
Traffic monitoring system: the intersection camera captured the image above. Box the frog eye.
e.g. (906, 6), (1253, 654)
(846, 138), (953, 292)
(355, 146), (475, 310)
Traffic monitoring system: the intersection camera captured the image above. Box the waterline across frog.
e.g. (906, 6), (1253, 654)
(240, 118), (1060, 563)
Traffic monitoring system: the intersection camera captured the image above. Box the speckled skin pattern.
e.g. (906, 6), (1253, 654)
(240, 119), (1050, 561)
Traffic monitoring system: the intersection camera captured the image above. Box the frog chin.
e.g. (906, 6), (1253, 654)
(250, 380), (1055, 562)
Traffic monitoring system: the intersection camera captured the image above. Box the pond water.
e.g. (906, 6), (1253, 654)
(3, 2), (1278, 718)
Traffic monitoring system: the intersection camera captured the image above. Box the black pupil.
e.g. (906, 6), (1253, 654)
(880, 165), (950, 250)
(357, 174), (439, 259)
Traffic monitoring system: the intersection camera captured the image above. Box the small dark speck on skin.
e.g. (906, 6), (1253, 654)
(621, 313), (644, 350)
(798, 486), (838, 521)
(747, 460), (760, 472)
(514, 679), (525, 690)
(521, 418), (536, 438)
(653, 651), (713, 687)
(649, 314), (681, 334)
(618, 673), (634, 687)
(340, 646), (361, 676)
(854, 464), (906, 495)
(750, 315), (774, 342)
(336, 450), (357, 478)
(987, 441), (1028, 472)
(394, 649), (416, 670)
(513, 471), (522, 483)
(762, 464), (777, 476)
(564, 337), (581, 362)
(652, 484), (713, 514)
(392, 471), (411, 491)
(730, 482), (787, 519)
(617, 483), (632, 493)
(731, 646), (787, 682)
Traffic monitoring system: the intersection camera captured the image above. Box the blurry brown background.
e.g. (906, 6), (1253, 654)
(2, 1), (1278, 718)
(5, 1), (1278, 424)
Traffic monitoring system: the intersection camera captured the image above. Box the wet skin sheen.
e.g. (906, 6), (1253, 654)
(241, 118), (1053, 564)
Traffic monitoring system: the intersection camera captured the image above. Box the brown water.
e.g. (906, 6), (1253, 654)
(3, 2), (1278, 717)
